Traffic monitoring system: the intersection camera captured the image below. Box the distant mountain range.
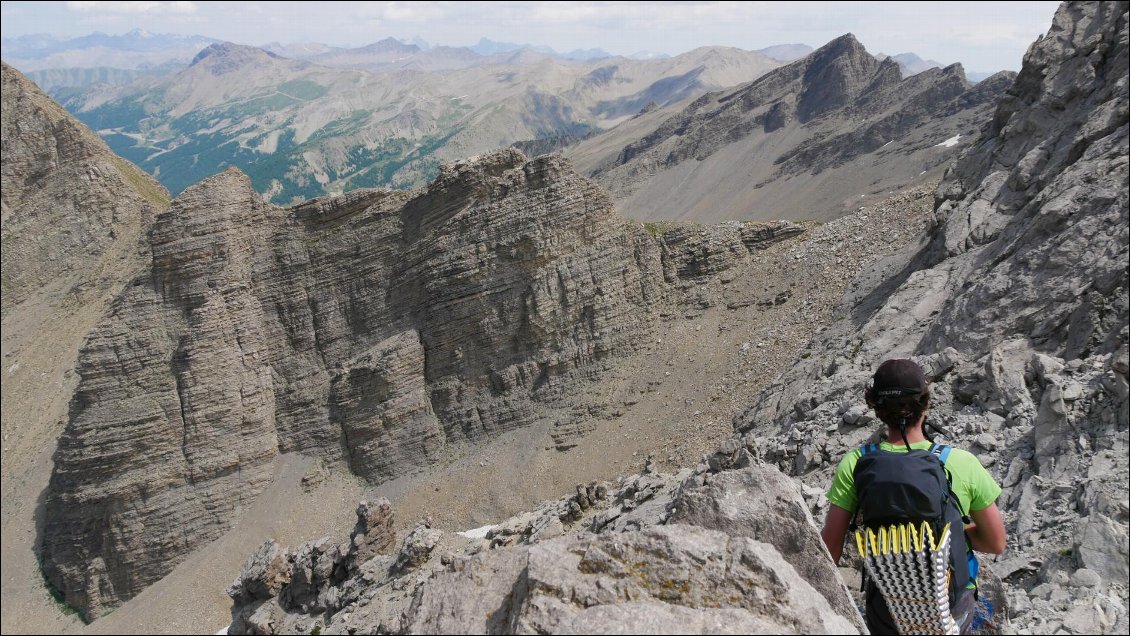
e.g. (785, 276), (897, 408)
(2, 29), (1002, 78)
(1, 29), (1004, 209)
(755, 43), (814, 62)
(1, 28), (218, 71)
(52, 41), (779, 203)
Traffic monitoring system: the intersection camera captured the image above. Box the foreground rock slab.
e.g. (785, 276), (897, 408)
(227, 461), (863, 635)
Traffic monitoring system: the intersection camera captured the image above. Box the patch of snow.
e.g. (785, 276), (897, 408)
(7, 363), (18, 374)
(919, 170), (927, 176)
(457, 524), (495, 540)
(935, 134), (962, 148)
(881, 140), (893, 148)
(214, 625), (230, 635)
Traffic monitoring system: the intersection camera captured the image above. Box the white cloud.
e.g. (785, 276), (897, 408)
(354, 1), (454, 22)
(66, 1), (198, 14)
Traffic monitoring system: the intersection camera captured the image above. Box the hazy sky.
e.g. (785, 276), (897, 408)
(1, 1), (1062, 72)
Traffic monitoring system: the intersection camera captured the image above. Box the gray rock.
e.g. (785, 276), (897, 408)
(841, 404), (868, 425)
(975, 432), (999, 452)
(394, 523), (443, 574)
(41, 150), (669, 615)
(404, 546), (530, 635)
(349, 499), (396, 565)
(1075, 514), (1130, 584)
(669, 465), (864, 631)
(515, 525), (859, 635)
(1068, 568), (1103, 589)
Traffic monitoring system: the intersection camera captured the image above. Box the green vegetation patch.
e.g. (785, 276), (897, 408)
(309, 109), (373, 142)
(111, 156), (171, 208)
(643, 220), (678, 237)
(278, 79), (328, 101)
(76, 98), (149, 131)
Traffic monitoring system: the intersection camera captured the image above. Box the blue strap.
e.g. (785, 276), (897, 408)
(938, 445), (952, 464)
(860, 443), (878, 456)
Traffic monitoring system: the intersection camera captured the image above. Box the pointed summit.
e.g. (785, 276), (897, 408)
(797, 33), (882, 121)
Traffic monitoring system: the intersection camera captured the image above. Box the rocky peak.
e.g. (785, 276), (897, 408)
(797, 33), (884, 121)
(592, 30), (1010, 223)
(1, 61), (167, 311)
(1, 62), (111, 208)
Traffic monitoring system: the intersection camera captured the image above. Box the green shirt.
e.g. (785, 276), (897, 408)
(826, 440), (1002, 516)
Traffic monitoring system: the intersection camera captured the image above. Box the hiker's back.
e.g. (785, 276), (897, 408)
(854, 443), (972, 634)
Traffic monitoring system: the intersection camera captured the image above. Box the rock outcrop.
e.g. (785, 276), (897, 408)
(41, 149), (673, 619)
(732, 1), (1129, 633)
(1, 61), (167, 315)
(577, 33), (1015, 223)
(228, 460), (863, 635)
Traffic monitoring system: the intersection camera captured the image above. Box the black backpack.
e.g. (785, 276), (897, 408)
(852, 443), (974, 626)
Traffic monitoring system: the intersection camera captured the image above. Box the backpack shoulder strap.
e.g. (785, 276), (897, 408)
(932, 444), (953, 464)
(850, 443), (879, 531)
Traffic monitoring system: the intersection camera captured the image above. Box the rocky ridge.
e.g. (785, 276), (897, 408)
(574, 32), (1015, 223)
(729, 1), (1128, 633)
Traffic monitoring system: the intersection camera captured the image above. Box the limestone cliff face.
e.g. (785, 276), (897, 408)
(41, 150), (669, 618)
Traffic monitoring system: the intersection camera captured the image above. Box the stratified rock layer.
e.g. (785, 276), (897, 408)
(41, 150), (671, 618)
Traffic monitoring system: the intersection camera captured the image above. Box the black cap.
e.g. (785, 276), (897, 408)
(870, 359), (928, 402)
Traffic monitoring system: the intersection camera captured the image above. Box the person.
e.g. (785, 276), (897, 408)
(820, 359), (1007, 635)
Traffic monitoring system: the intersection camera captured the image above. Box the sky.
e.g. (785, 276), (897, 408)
(0, 1), (1063, 72)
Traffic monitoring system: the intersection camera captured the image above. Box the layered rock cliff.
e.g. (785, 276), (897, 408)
(39, 150), (675, 618)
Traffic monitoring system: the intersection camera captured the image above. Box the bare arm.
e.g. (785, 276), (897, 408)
(821, 504), (854, 564)
(966, 502), (1007, 554)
